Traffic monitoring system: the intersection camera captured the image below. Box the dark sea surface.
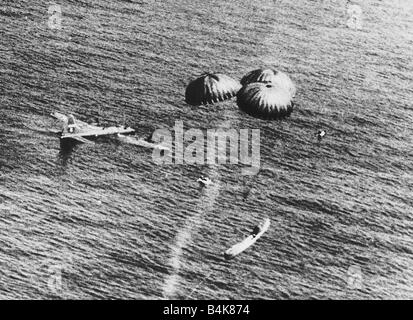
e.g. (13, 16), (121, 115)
(0, 0), (412, 299)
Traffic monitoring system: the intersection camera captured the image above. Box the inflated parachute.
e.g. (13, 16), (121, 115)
(236, 82), (294, 119)
(240, 68), (296, 98)
(185, 73), (241, 106)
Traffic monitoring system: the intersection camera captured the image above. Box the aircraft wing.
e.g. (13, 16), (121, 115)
(117, 134), (170, 151)
(62, 127), (135, 139)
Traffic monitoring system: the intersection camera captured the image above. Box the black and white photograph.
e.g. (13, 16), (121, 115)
(0, 0), (412, 305)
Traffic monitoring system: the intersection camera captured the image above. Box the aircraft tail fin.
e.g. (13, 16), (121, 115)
(63, 114), (80, 134)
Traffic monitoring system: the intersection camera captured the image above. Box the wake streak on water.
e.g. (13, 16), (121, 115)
(162, 107), (239, 299)
(162, 173), (221, 299)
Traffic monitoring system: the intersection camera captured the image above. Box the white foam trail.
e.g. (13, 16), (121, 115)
(162, 107), (240, 299)
(162, 274), (179, 298)
(162, 178), (220, 299)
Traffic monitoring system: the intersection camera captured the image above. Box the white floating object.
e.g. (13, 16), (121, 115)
(197, 177), (212, 186)
(224, 218), (270, 260)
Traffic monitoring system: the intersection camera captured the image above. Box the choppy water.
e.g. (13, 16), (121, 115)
(0, 0), (412, 299)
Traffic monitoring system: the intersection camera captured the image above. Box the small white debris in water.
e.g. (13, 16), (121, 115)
(317, 130), (326, 139)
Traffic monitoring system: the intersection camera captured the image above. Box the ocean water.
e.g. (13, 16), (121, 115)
(0, 0), (412, 299)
